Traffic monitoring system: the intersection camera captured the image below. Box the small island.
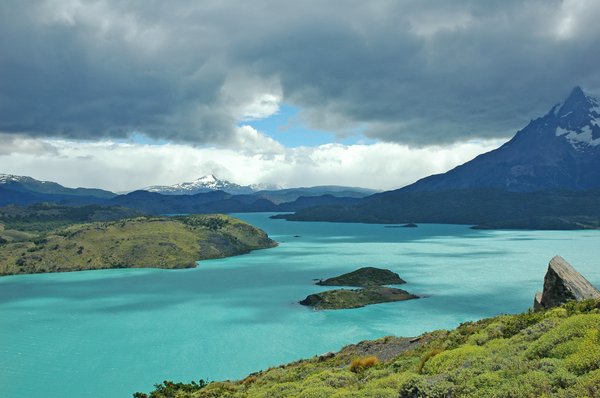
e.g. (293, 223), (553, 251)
(302, 267), (419, 310)
(316, 266), (406, 287)
(0, 205), (276, 275)
(300, 287), (418, 310)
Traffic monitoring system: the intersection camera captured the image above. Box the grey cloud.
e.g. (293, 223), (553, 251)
(0, 134), (59, 156)
(1, 0), (600, 146)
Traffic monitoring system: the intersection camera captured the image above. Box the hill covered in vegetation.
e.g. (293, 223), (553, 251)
(0, 211), (276, 275)
(275, 189), (600, 230)
(136, 299), (600, 398)
(0, 203), (144, 232)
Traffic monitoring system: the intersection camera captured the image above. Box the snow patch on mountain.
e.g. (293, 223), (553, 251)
(556, 126), (600, 147)
(0, 174), (45, 184)
(553, 88), (600, 151)
(144, 175), (257, 195)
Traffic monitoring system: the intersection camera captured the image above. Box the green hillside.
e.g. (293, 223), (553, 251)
(0, 214), (276, 275)
(136, 299), (600, 398)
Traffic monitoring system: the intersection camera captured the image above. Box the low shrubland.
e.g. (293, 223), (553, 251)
(136, 299), (600, 398)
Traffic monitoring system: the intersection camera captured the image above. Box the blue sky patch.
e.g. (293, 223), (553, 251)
(245, 104), (374, 147)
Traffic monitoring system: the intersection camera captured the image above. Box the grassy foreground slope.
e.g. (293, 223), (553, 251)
(0, 214), (276, 275)
(137, 300), (600, 398)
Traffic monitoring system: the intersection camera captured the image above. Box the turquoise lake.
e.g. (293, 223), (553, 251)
(1, 213), (599, 398)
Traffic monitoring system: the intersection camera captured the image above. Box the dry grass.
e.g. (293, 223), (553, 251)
(349, 355), (380, 372)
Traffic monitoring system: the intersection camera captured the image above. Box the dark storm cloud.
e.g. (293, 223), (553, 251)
(1, 0), (600, 146)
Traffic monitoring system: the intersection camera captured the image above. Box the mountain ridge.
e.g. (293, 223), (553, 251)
(0, 173), (369, 215)
(277, 87), (600, 228)
(402, 86), (600, 193)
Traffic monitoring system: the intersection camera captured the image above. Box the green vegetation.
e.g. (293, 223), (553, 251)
(133, 380), (208, 398)
(300, 287), (419, 310)
(137, 299), (600, 398)
(0, 212), (276, 275)
(316, 267), (406, 287)
(0, 203), (144, 232)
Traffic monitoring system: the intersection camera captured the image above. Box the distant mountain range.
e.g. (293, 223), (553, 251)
(278, 87), (600, 229)
(0, 174), (116, 198)
(0, 174), (116, 206)
(0, 173), (376, 213)
(142, 174), (379, 202)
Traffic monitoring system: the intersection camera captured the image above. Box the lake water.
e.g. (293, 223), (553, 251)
(1, 213), (599, 398)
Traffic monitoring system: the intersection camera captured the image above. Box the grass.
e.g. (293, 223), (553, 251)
(136, 299), (600, 398)
(0, 214), (276, 275)
(350, 356), (380, 373)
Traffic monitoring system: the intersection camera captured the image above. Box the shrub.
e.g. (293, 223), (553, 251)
(498, 310), (545, 338)
(565, 328), (600, 374)
(350, 356), (380, 373)
(133, 379), (207, 398)
(422, 345), (486, 374)
(417, 348), (444, 374)
(527, 314), (600, 359)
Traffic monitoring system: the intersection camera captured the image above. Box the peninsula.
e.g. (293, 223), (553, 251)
(0, 209), (276, 275)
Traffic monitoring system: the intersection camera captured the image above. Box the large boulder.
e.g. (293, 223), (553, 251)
(534, 256), (600, 310)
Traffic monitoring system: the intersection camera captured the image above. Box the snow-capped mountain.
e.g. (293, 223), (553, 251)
(401, 86), (600, 192)
(143, 174), (259, 195)
(0, 174), (47, 185)
(142, 174), (379, 198)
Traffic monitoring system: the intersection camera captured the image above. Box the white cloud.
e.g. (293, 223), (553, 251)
(228, 125), (285, 155)
(0, 136), (503, 192)
(240, 94), (281, 121)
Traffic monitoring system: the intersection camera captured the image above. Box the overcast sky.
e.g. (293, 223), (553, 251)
(1, 0), (599, 191)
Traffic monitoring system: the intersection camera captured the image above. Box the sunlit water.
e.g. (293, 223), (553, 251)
(1, 213), (599, 398)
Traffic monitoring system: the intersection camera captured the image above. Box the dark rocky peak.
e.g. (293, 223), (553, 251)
(557, 86), (587, 114)
(555, 86), (599, 132)
(534, 255), (600, 310)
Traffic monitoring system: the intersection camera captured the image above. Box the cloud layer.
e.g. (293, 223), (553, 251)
(0, 135), (503, 192)
(1, 0), (600, 146)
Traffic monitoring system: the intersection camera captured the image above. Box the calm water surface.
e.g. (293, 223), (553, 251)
(1, 213), (599, 398)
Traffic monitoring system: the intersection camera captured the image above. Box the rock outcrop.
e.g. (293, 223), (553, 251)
(534, 255), (600, 310)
